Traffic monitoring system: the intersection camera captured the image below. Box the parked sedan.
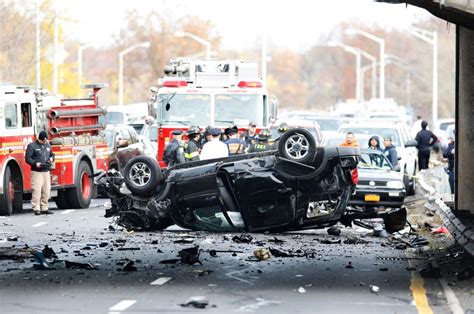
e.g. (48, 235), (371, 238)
(349, 149), (406, 209)
(99, 128), (368, 232)
(102, 125), (145, 172)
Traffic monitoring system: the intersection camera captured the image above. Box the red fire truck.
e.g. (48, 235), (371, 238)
(147, 58), (277, 167)
(0, 84), (109, 216)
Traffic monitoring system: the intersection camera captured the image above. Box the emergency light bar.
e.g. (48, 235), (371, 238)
(162, 80), (188, 87)
(237, 81), (262, 88)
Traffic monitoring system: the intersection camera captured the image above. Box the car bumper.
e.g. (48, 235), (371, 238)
(349, 188), (406, 207)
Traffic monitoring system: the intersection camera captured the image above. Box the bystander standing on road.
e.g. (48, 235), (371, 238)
(25, 130), (55, 215)
(185, 126), (201, 162)
(225, 126), (245, 155)
(443, 134), (455, 194)
(368, 135), (383, 151)
(339, 132), (359, 147)
(410, 115), (426, 139)
(163, 130), (186, 167)
(383, 136), (398, 167)
(200, 128), (229, 160)
(415, 120), (438, 170)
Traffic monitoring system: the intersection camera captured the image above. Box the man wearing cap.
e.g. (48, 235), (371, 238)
(241, 121), (258, 148)
(25, 130), (55, 215)
(185, 126), (201, 162)
(224, 126), (245, 155)
(383, 136), (398, 167)
(200, 128), (229, 160)
(163, 129), (186, 167)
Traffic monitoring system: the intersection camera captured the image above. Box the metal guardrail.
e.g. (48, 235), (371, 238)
(418, 167), (474, 256)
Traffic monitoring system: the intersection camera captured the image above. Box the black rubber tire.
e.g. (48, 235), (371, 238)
(407, 177), (416, 196)
(124, 156), (162, 197)
(0, 167), (15, 215)
(278, 128), (316, 164)
(67, 161), (93, 209)
(54, 190), (70, 209)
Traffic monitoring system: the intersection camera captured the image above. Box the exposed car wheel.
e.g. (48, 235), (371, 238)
(407, 177), (416, 196)
(67, 161), (93, 209)
(278, 128), (316, 164)
(54, 190), (70, 209)
(0, 167), (22, 216)
(124, 156), (162, 197)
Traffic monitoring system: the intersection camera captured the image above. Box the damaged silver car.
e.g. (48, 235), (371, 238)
(99, 128), (363, 232)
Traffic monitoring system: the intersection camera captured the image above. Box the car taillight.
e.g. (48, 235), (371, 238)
(351, 168), (359, 185)
(162, 80), (187, 87)
(237, 81), (262, 88)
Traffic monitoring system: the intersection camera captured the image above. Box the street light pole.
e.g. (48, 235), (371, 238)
(53, 7), (58, 94)
(35, 0), (41, 88)
(118, 42), (150, 106)
(328, 41), (362, 102)
(406, 26), (438, 125)
(175, 31), (211, 59)
(78, 45), (92, 89)
(346, 29), (385, 99)
(357, 50), (377, 100)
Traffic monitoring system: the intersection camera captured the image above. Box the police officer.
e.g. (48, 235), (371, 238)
(163, 129), (186, 167)
(415, 120), (438, 170)
(25, 130), (55, 215)
(225, 126), (245, 155)
(443, 135), (455, 193)
(248, 129), (273, 153)
(185, 126), (201, 162)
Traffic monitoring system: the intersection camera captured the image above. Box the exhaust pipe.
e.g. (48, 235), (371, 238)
(49, 108), (106, 119)
(50, 124), (105, 135)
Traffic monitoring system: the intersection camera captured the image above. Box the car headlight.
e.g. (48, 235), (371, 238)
(386, 181), (404, 189)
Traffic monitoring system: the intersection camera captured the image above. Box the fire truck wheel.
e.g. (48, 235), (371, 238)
(67, 161), (93, 209)
(54, 190), (70, 209)
(0, 167), (22, 216)
(278, 128), (316, 164)
(124, 156), (162, 197)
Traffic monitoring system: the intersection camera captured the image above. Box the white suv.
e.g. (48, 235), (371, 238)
(337, 121), (418, 195)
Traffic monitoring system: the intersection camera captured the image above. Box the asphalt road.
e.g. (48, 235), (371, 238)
(0, 198), (472, 314)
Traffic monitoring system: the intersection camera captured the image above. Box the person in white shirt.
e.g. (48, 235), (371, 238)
(200, 128), (229, 160)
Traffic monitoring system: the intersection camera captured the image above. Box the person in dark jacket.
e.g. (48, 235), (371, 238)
(248, 129), (273, 153)
(185, 126), (201, 162)
(415, 120), (438, 170)
(443, 136), (455, 193)
(368, 135), (383, 151)
(163, 129), (186, 167)
(383, 136), (398, 167)
(25, 130), (55, 215)
(225, 126), (245, 155)
(241, 121), (258, 148)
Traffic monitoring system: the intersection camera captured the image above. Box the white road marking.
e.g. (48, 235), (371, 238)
(238, 298), (281, 312)
(61, 209), (75, 215)
(32, 222), (47, 228)
(439, 278), (464, 314)
(150, 277), (172, 285)
(109, 300), (136, 311)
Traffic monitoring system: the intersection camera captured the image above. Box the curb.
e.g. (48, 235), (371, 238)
(418, 174), (474, 256)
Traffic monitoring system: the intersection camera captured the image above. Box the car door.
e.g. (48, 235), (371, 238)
(126, 127), (144, 159)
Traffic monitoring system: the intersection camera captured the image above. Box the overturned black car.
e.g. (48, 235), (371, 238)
(100, 128), (363, 232)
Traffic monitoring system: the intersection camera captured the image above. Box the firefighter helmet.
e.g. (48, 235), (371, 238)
(278, 122), (289, 133)
(257, 128), (271, 141)
(187, 125), (200, 136)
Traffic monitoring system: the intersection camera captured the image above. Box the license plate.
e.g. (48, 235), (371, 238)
(365, 194), (380, 202)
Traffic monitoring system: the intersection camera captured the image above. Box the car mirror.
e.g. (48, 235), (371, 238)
(117, 139), (129, 148)
(405, 140), (417, 147)
(393, 165), (401, 172)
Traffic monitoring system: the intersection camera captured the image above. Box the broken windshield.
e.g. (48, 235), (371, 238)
(214, 94), (264, 126)
(158, 94), (211, 126)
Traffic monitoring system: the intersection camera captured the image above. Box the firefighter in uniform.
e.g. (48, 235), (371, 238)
(163, 129), (186, 167)
(248, 129), (273, 153)
(224, 126), (245, 155)
(185, 126), (201, 162)
(25, 130), (55, 215)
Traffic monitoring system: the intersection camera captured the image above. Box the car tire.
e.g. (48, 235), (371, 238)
(407, 177), (416, 196)
(278, 128), (316, 164)
(124, 156), (162, 197)
(67, 161), (93, 209)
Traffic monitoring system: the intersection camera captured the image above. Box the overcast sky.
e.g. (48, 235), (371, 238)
(58, 0), (432, 51)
